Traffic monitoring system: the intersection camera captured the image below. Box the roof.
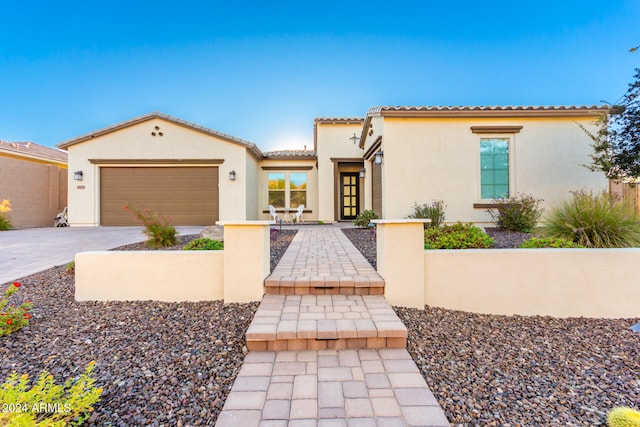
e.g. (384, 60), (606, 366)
(314, 117), (364, 124)
(360, 105), (608, 147)
(263, 150), (317, 160)
(0, 140), (68, 164)
(57, 112), (263, 159)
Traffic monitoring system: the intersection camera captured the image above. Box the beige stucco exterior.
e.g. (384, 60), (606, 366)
(75, 250), (224, 301)
(360, 113), (607, 223)
(63, 116), (257, 226)
(0, 146), (67, 228)
(315, 120), (365, 222)
(423, 248), (640, 318)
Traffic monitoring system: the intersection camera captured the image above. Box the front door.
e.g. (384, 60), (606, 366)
(340, 172), (359, 220)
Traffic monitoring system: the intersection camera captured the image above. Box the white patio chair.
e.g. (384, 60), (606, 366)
(268, 205), (279, 222)
(294, 204), (304, 223)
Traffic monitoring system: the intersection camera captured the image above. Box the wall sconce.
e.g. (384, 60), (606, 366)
(373, 151), (384, 165)
(359, 168), (366, 178)
(73, 171), (83, 181)
(229, 170), (236, 181)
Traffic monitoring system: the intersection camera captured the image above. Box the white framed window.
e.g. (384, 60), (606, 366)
(268, 172), (307, 208)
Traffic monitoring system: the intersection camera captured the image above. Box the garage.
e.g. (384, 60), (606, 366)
(100, 166), (219, 226)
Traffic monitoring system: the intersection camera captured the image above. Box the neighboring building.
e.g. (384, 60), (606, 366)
(58, 106), (607, 226)
(0, 140), (68, 228)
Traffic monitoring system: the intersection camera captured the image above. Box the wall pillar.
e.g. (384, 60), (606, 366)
(373, 219), (429, 309)
(218, 221), (272, 303)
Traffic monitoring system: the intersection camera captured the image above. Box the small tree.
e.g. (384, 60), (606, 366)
(584, 67), (640, 180)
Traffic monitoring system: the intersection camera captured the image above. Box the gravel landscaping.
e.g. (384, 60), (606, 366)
(3, 225), (638, 426)
(395, 306), (640, 426)
(1, 229), (296, 426)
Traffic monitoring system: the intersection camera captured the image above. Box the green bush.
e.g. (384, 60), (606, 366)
(183, 238), (224, 250)
(408, 200), (446, 228)
(0, 361), (102, 426)
(65, 261), (75, 274)
(353, 210), (378, 228)
(544, 190), (640, 248)
(0, 198), (12, 231)
(607, 406), (640, 427)
(519, 237), (584, 249)
(424, 223), (494, 249)
(488, 193), (543, 233)
(124, 204), (179, 248)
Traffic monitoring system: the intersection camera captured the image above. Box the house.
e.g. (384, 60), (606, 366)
(0, 140), (67, 228)
(58, 106), (607, 226)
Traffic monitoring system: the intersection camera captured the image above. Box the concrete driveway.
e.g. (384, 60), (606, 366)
(0, 226), (205, 285)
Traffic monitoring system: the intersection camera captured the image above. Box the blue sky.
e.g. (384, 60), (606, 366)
(1, 1), (639, 151)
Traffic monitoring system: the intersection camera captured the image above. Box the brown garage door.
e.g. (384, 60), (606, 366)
(100, 167), (219, 226)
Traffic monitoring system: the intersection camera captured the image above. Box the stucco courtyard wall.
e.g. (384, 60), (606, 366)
(422, 249), (640, 318)
(75, 251), (224, 302)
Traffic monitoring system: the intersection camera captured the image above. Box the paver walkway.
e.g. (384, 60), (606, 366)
(265, 228), (383, 295)
(216, 226), (449, 427)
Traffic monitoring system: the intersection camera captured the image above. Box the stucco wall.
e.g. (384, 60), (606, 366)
(423, 249), (640, 318)
(66, 118), (252, 226)
(75, 251), (224, 302)
(257, 158), (318, 221)
(245, 153), (259, 220)
(366, 116), (606, 223)
(0, 154), (67, 228)
(316, 122), (365, 222)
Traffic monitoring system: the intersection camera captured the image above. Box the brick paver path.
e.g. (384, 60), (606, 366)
(216, 226), (449, 427)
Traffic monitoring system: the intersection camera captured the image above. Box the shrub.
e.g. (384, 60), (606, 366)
(353, 210), (378, 228)
(65, 261), (75, 274)
(124, 204), (179, 248)
(408, 200), (446, 228)
(487, 193), (543, 233)
(544, 190), (640, 248)
(424, 223), (494, 249)
(0, 199), (12, 231)
(0, 361), (102, 426)
(519, 237), (584, 249)
(0, 282), (32, 337)
(183, 238), (223, 250)
(607, 406), (640, 427)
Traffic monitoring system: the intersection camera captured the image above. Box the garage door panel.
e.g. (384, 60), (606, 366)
(100, 167), (219, 226)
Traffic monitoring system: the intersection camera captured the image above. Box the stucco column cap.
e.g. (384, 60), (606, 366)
(216, 220), (275, 226)
(371, 219), (431, 224)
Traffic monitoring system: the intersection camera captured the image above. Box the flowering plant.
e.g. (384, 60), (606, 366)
(0, 282), (33, 337)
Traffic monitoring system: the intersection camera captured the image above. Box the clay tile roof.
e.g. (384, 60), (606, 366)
(314, 117), (364, 123)
(263, 150), (317, 159)
(366, 105), (606, 116)
(0, 140), (68, 163)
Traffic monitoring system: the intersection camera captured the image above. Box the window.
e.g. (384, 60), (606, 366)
(480, 138), (509, 199)
(268, 173), (285, 207)
(268, 172), (307, 208)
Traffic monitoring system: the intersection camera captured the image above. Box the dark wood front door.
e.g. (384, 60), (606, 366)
(340, 172), (359, 220)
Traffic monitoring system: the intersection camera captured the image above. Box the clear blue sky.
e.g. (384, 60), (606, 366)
(1, 1), (639, 151)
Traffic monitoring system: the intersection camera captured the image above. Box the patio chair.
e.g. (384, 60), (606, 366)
(268, 205), (279, 222)
(294, 204), (304, 223)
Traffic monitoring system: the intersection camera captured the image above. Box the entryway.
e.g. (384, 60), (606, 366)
(340, 172), (359, 220)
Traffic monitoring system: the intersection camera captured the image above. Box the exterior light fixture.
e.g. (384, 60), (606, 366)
(359, 168), (366, 178)
(373, 151), (384, 165)
(229, 170), (236, 181)
(73, 171), (83, 181)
